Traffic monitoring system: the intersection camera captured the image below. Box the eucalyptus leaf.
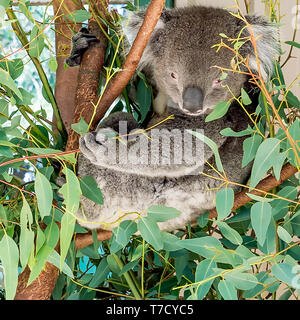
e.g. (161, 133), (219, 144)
(250, 138), (281, 188)
(137, 216), (163, 251)
(0, 234), (19, 300)
(216, 187), (234, 221)
(35, 170), (53, 218)
(195, 259), (218, 300)
(218, 279), (238, 300)
(250, 201), (272, 246)
(80, 176), (103, 205)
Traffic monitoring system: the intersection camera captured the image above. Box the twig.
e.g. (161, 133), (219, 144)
(5, 7), (68, 142)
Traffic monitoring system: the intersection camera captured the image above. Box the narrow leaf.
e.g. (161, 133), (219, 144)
(218, 279), (238, 300)
(216, 187), (234, 220)
(250, 202), (272, 246)
(35, 170), (53, 218)
(137, 216), (163, 251)
(0, 234), (19, 300)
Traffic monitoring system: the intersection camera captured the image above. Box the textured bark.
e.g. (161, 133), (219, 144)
(14, 263), (59, 300)
(53, 0), (82, 133)
(75, 230), (113, 250)
(209, 163), (298, 219)
(88, 0), (166, 131)
(65, 0), (109, 151)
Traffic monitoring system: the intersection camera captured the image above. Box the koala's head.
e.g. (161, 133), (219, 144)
(126, 6), (278, 116)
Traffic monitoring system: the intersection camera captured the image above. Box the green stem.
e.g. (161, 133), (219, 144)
(6, 8), (68, 142)
(112, 254), (143, 300)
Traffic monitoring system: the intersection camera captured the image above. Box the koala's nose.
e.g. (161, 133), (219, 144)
(182, 87), (204, 114)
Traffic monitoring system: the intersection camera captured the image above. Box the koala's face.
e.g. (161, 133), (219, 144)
(154, 56), (248, 116)
(128, 7), (277, 116)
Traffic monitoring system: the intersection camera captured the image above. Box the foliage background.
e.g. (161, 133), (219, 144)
(0, 0), (299, 300)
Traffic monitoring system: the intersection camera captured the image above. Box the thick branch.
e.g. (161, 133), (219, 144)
(66, 0), (166, 151)
(209, 163), (298, 219)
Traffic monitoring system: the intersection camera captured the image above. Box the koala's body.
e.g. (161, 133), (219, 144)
(67, 6), (278, 231)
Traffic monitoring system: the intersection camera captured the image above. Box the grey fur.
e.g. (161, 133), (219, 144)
(74, 6), (278, 231)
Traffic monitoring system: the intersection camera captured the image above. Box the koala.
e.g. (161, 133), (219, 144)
(66, 6), (278, 231)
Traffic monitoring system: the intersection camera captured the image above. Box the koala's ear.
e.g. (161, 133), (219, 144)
(123, 9), (167, 68)
(242, 16), (279, 80)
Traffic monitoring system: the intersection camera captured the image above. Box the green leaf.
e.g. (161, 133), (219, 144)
(188, 130), (224, 172)
(220, 127), (252, 137)
(48, 56), (58, 72)
(29, 26), (44, 58)
(0, 68), (22, 99)
(218, 279), (238, 300)
(35, 170), (53, 218)
(47, 250), (74, 278)
(195, 259), (218, 300)
(224, 271), (257, 290)
(59, 167), (81, 270)
(147, 205), (181, 222)
(197, 211), (209, 228)
(179, 236), (223, 259)
(277, 226), (292, 244)
(273, 152), (287, 181)
(242, 134), (263, 167)
(28, 221), (59, 285)
(250, 201), (272, 246)
(113, 220), (137, 246)
(286, 119), (300, 167)
(19, 196), (34, 271)
(67, 10), (91, 23)
(71, 117), (89, 135)
(241, 88), (252, 105)
(89, 258), (110, 288)
(205, 101), (231, 122)
(0, 234), (19, 300)
(249, 138), (281, 188)
(161, 232), (181, 251)
(271, 263), (295, 287)
(216, 187), (234, 220)
(0, 56), (24, 80)
(218, 221), (243, 245)
(137, 216), (163, 251)
(285, 41), (300, 49)
(80, 175), (103, 205)
(257, 217), (276, 254)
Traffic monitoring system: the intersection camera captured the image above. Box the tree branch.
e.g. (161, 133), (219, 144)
(209, 163), (298, 219)
(66, 0), (166, 151)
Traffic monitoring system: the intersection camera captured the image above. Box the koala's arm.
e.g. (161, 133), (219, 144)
(65, 28), (99, 67)
(79, 112), (224, 178)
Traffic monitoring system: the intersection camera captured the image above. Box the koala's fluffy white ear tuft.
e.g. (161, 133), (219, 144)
(245, 16), (279, 80)
(122, 10), (165, 69)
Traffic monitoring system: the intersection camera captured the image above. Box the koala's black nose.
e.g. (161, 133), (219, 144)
(182, 87), (204, 114)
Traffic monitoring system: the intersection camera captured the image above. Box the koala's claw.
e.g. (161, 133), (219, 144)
(65, 28), (99, 67)
(79, 128), (117, 165)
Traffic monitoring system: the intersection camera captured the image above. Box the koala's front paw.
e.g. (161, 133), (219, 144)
(65, 28), (99, 67)
(79, 128), (117, 166)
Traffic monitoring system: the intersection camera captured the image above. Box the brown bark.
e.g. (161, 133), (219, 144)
(14, 263), (59, 300)
(209, 163), (298, 219)
(65, 0), (109, 151)
(74, 230), (113, 250)
(66, 0), (167, 151)
(53, 0), (82, 133)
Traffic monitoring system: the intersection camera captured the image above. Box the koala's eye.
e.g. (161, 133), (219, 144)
(171, 72), (178, 80)
(212, 79), (224, 88)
